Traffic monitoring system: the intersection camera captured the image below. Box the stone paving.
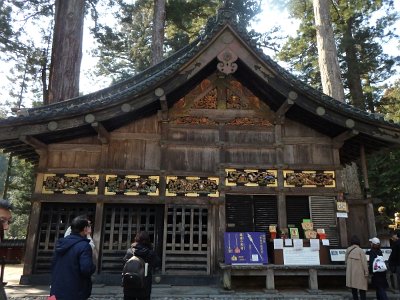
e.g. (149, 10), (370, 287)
(4, 265), (400, 299)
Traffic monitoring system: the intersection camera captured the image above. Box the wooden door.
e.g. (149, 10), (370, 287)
(162, 205), (210, 275)
(34, 203), (96, 273)
(99, 204), (163, 273)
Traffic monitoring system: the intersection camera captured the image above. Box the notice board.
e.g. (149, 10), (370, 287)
(224, 232), (268, 264)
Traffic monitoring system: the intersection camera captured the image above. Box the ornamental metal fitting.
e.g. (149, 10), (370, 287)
(217, 49), (238, 75)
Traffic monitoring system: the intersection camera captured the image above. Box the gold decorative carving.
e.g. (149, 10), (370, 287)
(105, 175), (159, 196)
(172, 116), (217, 125)
(42, 173), (99, 194)
(283, 171), (336, 187)
(225, 169), (278, 187)
(166, 176), (219, 197)
(226, 117), (273, 126)
(192, 88), (217, 109)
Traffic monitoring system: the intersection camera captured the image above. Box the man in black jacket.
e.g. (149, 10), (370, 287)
(389, 231), (400, 292)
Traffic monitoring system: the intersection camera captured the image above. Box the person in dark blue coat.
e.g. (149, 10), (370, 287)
(50, 215), (96, 300)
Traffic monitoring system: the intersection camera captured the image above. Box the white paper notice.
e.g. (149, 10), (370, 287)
(336, 212), (348, 218)
(284, 248), (320, 265)
(310, 239), (320, 251)
(284, 239), (293, 246)
(274, 239), (284, 249)
(322, 239), (330, 246)
(293, 239), (303, 249)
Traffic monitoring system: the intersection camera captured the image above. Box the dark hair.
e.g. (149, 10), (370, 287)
(396, 231), (400, 238)
(70, 216), (89, 234)
(134, 231), (151, 247)
(350, 235), (360, 246)
(0, 199), (13, 211)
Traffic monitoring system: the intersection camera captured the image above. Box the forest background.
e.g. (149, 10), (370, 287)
(0, 0), (399, 238)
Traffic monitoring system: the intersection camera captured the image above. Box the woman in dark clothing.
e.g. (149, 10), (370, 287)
(366, 237), (388, 300)
(122, 231), (161, 300)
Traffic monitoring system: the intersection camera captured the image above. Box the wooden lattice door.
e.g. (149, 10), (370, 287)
(34, 203), (96, 273)
(162, 205), (210, 275)
(100, 204), (163, 273)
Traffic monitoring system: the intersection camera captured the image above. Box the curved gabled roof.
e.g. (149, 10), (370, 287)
(0, 5), (399, 164)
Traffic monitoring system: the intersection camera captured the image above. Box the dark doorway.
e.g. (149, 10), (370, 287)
(99, 204), (164, 273)
(34, 203), (96, 273)
(225, 195), (278, 238)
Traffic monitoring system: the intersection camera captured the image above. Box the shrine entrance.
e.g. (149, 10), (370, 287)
(99, 204), (164, 273)
(162, 204), (211, 275)
(34, 203), (96, 273)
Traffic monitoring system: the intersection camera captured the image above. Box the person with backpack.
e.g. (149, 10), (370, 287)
(122, 231), (161, 300)
(366, 237), (388, 300)
(49, 216), (96, 300)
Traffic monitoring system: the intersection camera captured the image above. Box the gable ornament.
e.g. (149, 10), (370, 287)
(217, 49), (238, 75)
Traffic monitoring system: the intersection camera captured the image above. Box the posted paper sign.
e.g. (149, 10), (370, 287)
(284, 247), (320, 265)
(310, 239), (320, 251)
(274, 239), (284, 250)
(224, 232), (268, 264)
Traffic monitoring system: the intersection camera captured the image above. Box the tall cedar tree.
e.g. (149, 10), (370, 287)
(47, 0), (85, 104)
(278, 0), (398, 111)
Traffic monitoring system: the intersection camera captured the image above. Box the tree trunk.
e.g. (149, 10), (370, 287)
(342, 18), (365, 110)
(47, 0), (85, 104)
(313, 0), (344, 102)
(151, 0), (166, 66)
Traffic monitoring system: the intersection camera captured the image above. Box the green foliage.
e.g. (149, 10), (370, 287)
(377, 80), (400, 123)
(367, 80), (400, 216)
(0, 0), (53, 111)
(277, 0), (399, 109)
(4, 157), (35, 239)
(368, 149), (400, 214)
(91, 0), (262, 82)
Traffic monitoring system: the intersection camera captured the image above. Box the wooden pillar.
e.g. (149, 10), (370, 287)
(92, 201), (104, 273)
(360, 144), (376, 238)
(22, 201), (41, 277)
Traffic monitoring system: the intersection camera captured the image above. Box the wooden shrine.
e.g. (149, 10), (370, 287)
(0, 5), (399, 285)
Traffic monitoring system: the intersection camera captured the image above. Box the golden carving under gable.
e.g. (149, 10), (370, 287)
(172, 116), (217, 125)
(227, 117), (273, 126)
(170, 75), (275, 125)
(192, 88), (217, 109)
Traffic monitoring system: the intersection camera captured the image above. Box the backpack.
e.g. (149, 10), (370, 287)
(372, 255), (387, 273)
(122, 255), (146, 288)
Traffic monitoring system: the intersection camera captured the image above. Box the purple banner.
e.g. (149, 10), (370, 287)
(224, 232), (268, 264)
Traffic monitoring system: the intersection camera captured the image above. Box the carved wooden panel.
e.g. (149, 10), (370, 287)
(283, 170), (336, 187)
(42, 173), (99, 194)
(105, 175), (159, 196)
(225, 169), (277, 187)
(166, 176), (219, 197)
